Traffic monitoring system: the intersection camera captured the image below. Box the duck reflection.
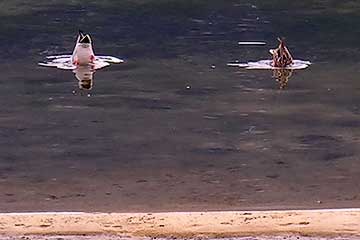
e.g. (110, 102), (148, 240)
(73, 66), (95, 90)
(270, 38), (294, 89)
(272, 68), (293, 89)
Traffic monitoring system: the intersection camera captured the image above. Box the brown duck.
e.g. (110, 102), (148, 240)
(269, 38), (293, 67)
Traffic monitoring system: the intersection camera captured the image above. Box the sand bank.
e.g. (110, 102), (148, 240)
(0, 209), (359, 238)
(0, 236), (358, 240)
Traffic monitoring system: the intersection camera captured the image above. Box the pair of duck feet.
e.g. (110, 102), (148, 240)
(73, 55), (95, 66)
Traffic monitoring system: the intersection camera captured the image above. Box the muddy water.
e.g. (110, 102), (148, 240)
(0, 1), (359, 212)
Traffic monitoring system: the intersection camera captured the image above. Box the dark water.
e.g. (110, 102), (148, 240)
(0, 1), (360, 212)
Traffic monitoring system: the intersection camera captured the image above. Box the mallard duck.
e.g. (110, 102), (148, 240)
(71, 30), (95, 66)
(269, 38), (293, 67)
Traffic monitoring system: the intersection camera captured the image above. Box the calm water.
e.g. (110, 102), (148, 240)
(0, 1), (360, 212)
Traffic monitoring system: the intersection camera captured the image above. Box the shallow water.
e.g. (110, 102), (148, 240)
(0, 1), (360, 212)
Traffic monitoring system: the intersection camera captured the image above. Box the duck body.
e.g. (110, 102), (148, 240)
(269, 38), (293, 67)
(71, 30), (95, 66)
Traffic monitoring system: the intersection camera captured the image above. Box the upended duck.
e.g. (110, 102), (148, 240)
(227, 38), (310, 70)
(269, 38), (293, 68)
(39, 30), (123, 70)
(72, 30), (95, 66)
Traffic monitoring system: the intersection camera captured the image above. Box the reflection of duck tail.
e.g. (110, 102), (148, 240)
(273, 68), (293, 89)
(73, 66), (95, 90)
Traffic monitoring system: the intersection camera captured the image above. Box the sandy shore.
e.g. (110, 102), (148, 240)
(0, 237), (359, 240)
(0, 209), (359, 238)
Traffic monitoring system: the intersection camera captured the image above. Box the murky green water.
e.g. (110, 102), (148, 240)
(0, 1), (359, 212)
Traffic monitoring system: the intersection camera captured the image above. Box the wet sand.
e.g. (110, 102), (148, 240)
(0, 210), (359, 237)
(0, 0), (360, 228)
(1, 237), (360, 240)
